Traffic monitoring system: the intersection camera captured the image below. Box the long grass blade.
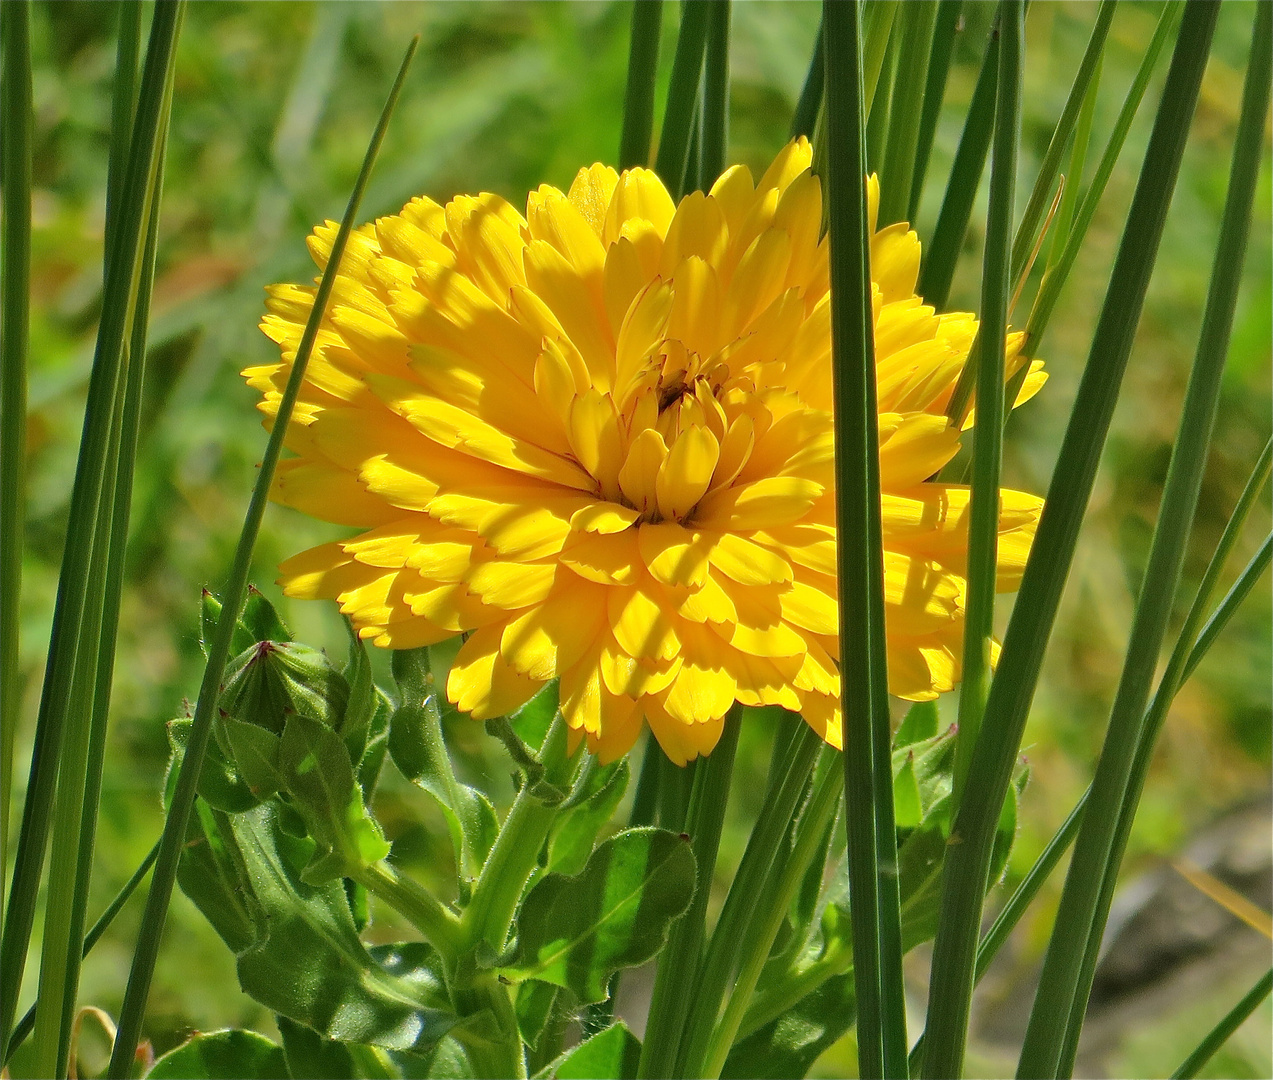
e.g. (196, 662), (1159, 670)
(654, 0), (710, 199)
(699, 0), (729, 188)
(638, 707), (741, 1080)
(0, 3), (183, 1057)
(915, 8), (997, 312)
(619, 0), (663, 170)
(951, 0), (1022, 809)
(6, 840), (159, 1063)
(908, 0), (963, 222)
(105, 37), (419, 1077)
(1009, 1), (1115, 285)
(877, 0), (938, 226)
(789, 15), (824, 141)
(920, 6), (1217, 1074)
(1019, 5), (1255, 1072)
(824, 2), (907, 1074)
(1024, 1), (1184, 357)
(1045, 56), (1102, 274)
(1171, 968), (1273, 1079)
(1184, 534), (1271, 683)
(0, 0), (33, 932)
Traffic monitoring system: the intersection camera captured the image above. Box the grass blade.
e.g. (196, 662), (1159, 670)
(1045, 56), (1102, 274)
(1025, 1), (1184, 357)
(672, 723), (822, 1079)
(1184, 534), (1271, 683)
(619, 0), (663, 170)
(908, 0), (963, 222)
(824, 1), (907, 1073)
(6, 840), (160, 1064)
(105, 36), (419, 1076)
(951, 0), (1022, 809)
(700, 0), (729, 188)
(916, 9), (998, 311)
(638, 706), (741, 1080)
(0, 3), (183, 1056)
(0, 0), (32, 931)
(1172, 968), (1273, 1079)
(789, 14), (824, 140)
(654, 0), (710, 199)
(876, 0), (938, 226)
(1019, 3), (1255, 1072)
(920, 6), (1217, 1074)
(1009, 1), (1115, 285)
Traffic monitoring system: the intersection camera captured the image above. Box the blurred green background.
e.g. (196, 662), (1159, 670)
(9, 2), (1270, 1076)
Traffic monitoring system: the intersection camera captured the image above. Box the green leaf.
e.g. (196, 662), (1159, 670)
(503, 827), (696, 1004)
(222, 718), (285, 802)
(894, 701), (938, 748)
(277, 1015), (399, 1080)
(178, 801), (457, 1054)
(547, 759), (629, 877)
(515, 980), (563, 1058)
(508, 682), (560, 754)
(341, 622), (379, 766)
(146, 1030), (289, 1080)
(536, 1021), (642, 1080)
(389, 654), (498, 893)
(167, 718), (259, 814)
(892, 754), (923, 831)
(279, 713), (390, 883)
(722, 971), (856, 1080)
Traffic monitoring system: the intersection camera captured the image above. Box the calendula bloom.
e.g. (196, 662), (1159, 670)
(247, 138), (1045, 765)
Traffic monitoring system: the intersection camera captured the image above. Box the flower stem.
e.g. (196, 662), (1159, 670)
(352, 861), (462, 967)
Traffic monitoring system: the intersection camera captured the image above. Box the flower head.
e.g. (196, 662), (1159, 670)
(247, 138), (1045, 765)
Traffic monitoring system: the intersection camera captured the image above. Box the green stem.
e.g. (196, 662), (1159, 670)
(1171, 968), (1273, 1080)
(639, 705), (741, 1079)
(619, 0), (663, 170)
(700, 748), (843, 1078)
(460, 717), (572, 953)
(876, 0), (938, 227)
(352, 861), (462, 967)
(675, 722), (822, 1076)
(654, 0), (710, 199)
(105, 35), (418, 1078)
(0, 0), (32, 933)
(908, 0), (962, 221)
(789, 15), (824, 140)
(459, 974), (526, 1080)
(699, 0), (730, 188)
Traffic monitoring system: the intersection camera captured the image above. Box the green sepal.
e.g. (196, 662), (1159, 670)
(241, 585), (292, 644)
(341, 621), (379, 765)
(500, 827), (697, 1004)
(508, 681), (560, 753)
(278, 712), (391, 883)
(222, 717), (285, 801)
(221, 640), (350, 736)
(894, 699), (940, 748)
(167, 718), (258, 813)
(177, 801), (458, 1055)
(892, 752), (924, 831)
(146, 1029), (289, 1079)
(533, 1021), (642, 1080)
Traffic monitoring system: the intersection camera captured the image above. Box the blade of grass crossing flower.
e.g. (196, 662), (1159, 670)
(921, 7), (1217, 1075)
(699, 0), (729, 188)
(952, 0), (1021, 810)
(0, 0), (32, 932)
(6, 840), (160, 1064)
(619, 0), (663, 170)
(824, 2), (907, 1074)
(1045, 52), (1102, 274)
(916, 11), (997, 311)
(789, 14), (824, 140)
(671, 723), (822, 1079)
(105, 37), (419, 1077)
(0, 3), (181, 1057)
(908, 0), (962, 222)
(638, 706), (741, 1080)
(1024, 1), (1184, 357)
(861, 1), (898, 122)
(103, 4), (143, 261)
(876, 0), (938, 227)
(914, 442), (1271, 1072)
(700, 748), (844, 1078)
(654, 0), (710, 199)
(1172, 968), (1273, 1080)
(1019, 5), (1252, 1072)
(1008, 0), (1114, 285)
(864, 32), (895, 175)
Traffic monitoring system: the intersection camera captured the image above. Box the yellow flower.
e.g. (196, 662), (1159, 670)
(246, 138), (1046, 766)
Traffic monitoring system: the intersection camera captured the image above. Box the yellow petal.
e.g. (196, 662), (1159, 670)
(603, 168), (676, 244)
(656, 424), (719, 521)
(618, 427), (669, 516)
(447, 625), (541, 719)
